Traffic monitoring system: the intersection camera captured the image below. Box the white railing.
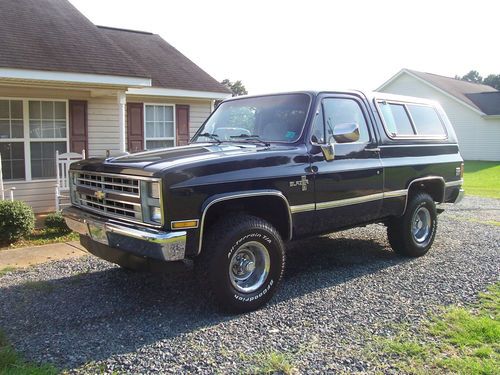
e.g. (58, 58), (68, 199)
(0, 153), (16, 201)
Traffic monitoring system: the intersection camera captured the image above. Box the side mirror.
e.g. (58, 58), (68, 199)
(320, 136), (335, 161)
(332, 123), (360, 143)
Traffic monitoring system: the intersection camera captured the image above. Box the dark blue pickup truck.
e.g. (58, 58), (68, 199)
(63, 91), (464, 312)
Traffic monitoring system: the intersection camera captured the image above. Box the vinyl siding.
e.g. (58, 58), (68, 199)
(87, 97), (120, 156)
(379, 72), (500, 161)
(3, 180), (57, 213)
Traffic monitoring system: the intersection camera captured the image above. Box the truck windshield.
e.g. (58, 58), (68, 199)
(193, 93), (311, 144)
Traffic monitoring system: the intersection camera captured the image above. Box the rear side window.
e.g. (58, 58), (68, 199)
(377, 101), (446, 138)
(407, 104), (446, 136)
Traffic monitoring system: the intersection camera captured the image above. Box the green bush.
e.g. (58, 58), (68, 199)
(0, 200), (35, 244)
(44, 212), (70, 232)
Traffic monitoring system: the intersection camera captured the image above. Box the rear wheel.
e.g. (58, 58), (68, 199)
(195, 214), (285, 313)
(387, 192), (437, 257)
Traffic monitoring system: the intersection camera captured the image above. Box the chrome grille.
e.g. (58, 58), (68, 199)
(71, 171), (143, 223)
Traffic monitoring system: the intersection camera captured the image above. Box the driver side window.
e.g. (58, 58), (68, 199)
(312, 98), (370, 144)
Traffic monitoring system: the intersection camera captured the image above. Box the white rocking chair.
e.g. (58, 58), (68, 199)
(55, 150), (85, 211)
(0, 153), (16, 201)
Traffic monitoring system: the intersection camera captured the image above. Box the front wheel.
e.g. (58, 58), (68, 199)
(195, 214), (285, 313)
(387, 192), (437, 257)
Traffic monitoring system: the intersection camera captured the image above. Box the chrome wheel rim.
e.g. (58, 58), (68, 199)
(412, 206), (431, 243)
(229, 241), (270, 293)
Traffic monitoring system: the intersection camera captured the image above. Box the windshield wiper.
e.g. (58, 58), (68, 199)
(198, 132), (222, 144)
(230, 134), (270, 147)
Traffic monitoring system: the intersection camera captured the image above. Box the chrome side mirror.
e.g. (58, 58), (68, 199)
(333, 123), (360, 143)
(321, 136), (335, 161)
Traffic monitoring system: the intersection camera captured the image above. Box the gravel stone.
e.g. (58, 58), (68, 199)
(0, 196), (498, 374)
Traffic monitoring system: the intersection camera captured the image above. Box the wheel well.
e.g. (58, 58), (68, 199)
(407, 178), (445, 203)
(203, 196), (291, 241)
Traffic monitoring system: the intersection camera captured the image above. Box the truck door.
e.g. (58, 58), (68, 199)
(310, 94), (383, 234)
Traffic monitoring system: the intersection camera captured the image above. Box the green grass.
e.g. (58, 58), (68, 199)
(239, 349), (298, 374)
(374, 283), (500, 374)
(0, 228), (78, 251)
(0, 267), (16, 277)
(463, 161), (500, 199)
(0, 331), (58, 375)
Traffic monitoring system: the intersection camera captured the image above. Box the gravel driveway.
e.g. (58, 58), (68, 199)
(1, 196), (499, 374)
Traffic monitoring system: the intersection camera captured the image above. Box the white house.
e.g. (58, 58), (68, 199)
(376, 69), (500, 161)
(0, 0), (231, 212)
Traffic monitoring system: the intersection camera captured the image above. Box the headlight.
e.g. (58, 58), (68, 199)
(141, 180), (162, 225)
(151, 206), (162, 223)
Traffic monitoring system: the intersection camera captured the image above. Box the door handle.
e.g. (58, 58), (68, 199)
(365, 147), (380, 152)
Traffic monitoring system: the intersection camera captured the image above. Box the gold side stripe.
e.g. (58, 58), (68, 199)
(290, 189), (408, 213)
(445, 179), (463, 187)
(290, 203), (316, 214)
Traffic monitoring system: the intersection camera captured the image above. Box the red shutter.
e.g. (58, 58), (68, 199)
(69, 100), (88, 155)
(176, 105), (190, 146)
(127, 102), (144, 152)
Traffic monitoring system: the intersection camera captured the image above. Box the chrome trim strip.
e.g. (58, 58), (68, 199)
(197, 191), (293, 255)
(445, 179), (464, 187)
(72, 170), (161, 182)
(171, 219), (200, 230)
(290, 203), (316, 213)
(316, 192), (384, 210)
(383, 189), (408, 198)
(62, 206), (186, 261)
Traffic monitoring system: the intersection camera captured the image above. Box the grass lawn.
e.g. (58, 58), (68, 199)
(0, 228), (78, 251)
(0, 331), (57, 375)
(463, 161), (500, 199)
(373, 283), (500, 374)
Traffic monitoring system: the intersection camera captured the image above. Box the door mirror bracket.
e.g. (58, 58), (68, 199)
(321, 135), (335, 161)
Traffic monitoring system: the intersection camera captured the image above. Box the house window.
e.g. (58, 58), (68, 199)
(0, 99), (68, 181)
(29, 101), (67, 178)
(0, 100), (25, 180)
(144, 104), (175, 149)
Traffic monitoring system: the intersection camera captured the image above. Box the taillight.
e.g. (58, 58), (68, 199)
(456, 162), (464, 178)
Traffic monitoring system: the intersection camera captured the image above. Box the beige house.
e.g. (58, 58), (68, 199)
(0, 0), (231, 212)
(376, 69), (500, 161)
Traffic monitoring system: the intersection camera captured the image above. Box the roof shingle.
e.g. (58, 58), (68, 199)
(407, 69), (500, 115)
(0, 0), (230, 94)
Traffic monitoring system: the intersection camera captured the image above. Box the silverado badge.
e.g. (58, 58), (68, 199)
(94, 190), (106, 200)
(290, 176), (309, 191)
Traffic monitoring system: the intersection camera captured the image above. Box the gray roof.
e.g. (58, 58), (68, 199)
(407, 69), (500, 115)
(0, 0), (230, 93)
(98, 26), (230, 94)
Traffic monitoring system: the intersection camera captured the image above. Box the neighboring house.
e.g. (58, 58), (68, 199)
(376, 69), (500, 161)
(0, 0), (231, 212)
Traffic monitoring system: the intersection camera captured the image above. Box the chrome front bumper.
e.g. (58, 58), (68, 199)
(62, 206), (186, 261)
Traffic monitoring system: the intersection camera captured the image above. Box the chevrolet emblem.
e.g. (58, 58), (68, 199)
(94, 190), (106, 200)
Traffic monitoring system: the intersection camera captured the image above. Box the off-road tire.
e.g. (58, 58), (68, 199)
(195, 214), (285, 313)
(387, 192), (437, 257)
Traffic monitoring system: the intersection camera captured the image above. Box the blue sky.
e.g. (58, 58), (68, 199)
(71, 0), (500, 94)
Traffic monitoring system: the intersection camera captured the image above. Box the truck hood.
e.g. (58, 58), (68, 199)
(71, 143), (297, 176)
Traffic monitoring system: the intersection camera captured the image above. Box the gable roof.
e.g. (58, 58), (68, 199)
(98, 26), (230, 94)
(377, 69), (500, 116)
(0, 0), (230, 94)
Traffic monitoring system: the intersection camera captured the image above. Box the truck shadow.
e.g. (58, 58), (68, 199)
(0, 231), (410, 370)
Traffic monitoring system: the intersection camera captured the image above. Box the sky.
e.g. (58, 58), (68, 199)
(70, 0), (499, 94)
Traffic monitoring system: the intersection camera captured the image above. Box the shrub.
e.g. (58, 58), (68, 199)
(0, 200), (35, 244)
(44, 212), (70, 232)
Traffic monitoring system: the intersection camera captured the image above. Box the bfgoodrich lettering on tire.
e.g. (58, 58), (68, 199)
(387, 192), (437, 257)
(195, 214), (285, 313)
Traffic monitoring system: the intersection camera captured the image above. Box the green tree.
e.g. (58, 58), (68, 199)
(221, 79), (248, 96)
(483, 74), (500, 90)
(461, 70), (483, 84)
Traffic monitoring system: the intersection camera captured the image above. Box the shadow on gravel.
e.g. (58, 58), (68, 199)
(0, 234), (410, 369)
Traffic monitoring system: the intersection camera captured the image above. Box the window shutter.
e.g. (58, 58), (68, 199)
(69, 100), (88, 155)
(176, 105), (190, 146)
(127, 102), (144, 152)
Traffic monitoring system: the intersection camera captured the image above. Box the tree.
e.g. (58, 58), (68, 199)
(221, 79), (248, 97)
(483, 74), (500, 90)
(460, 70), (483, 84)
